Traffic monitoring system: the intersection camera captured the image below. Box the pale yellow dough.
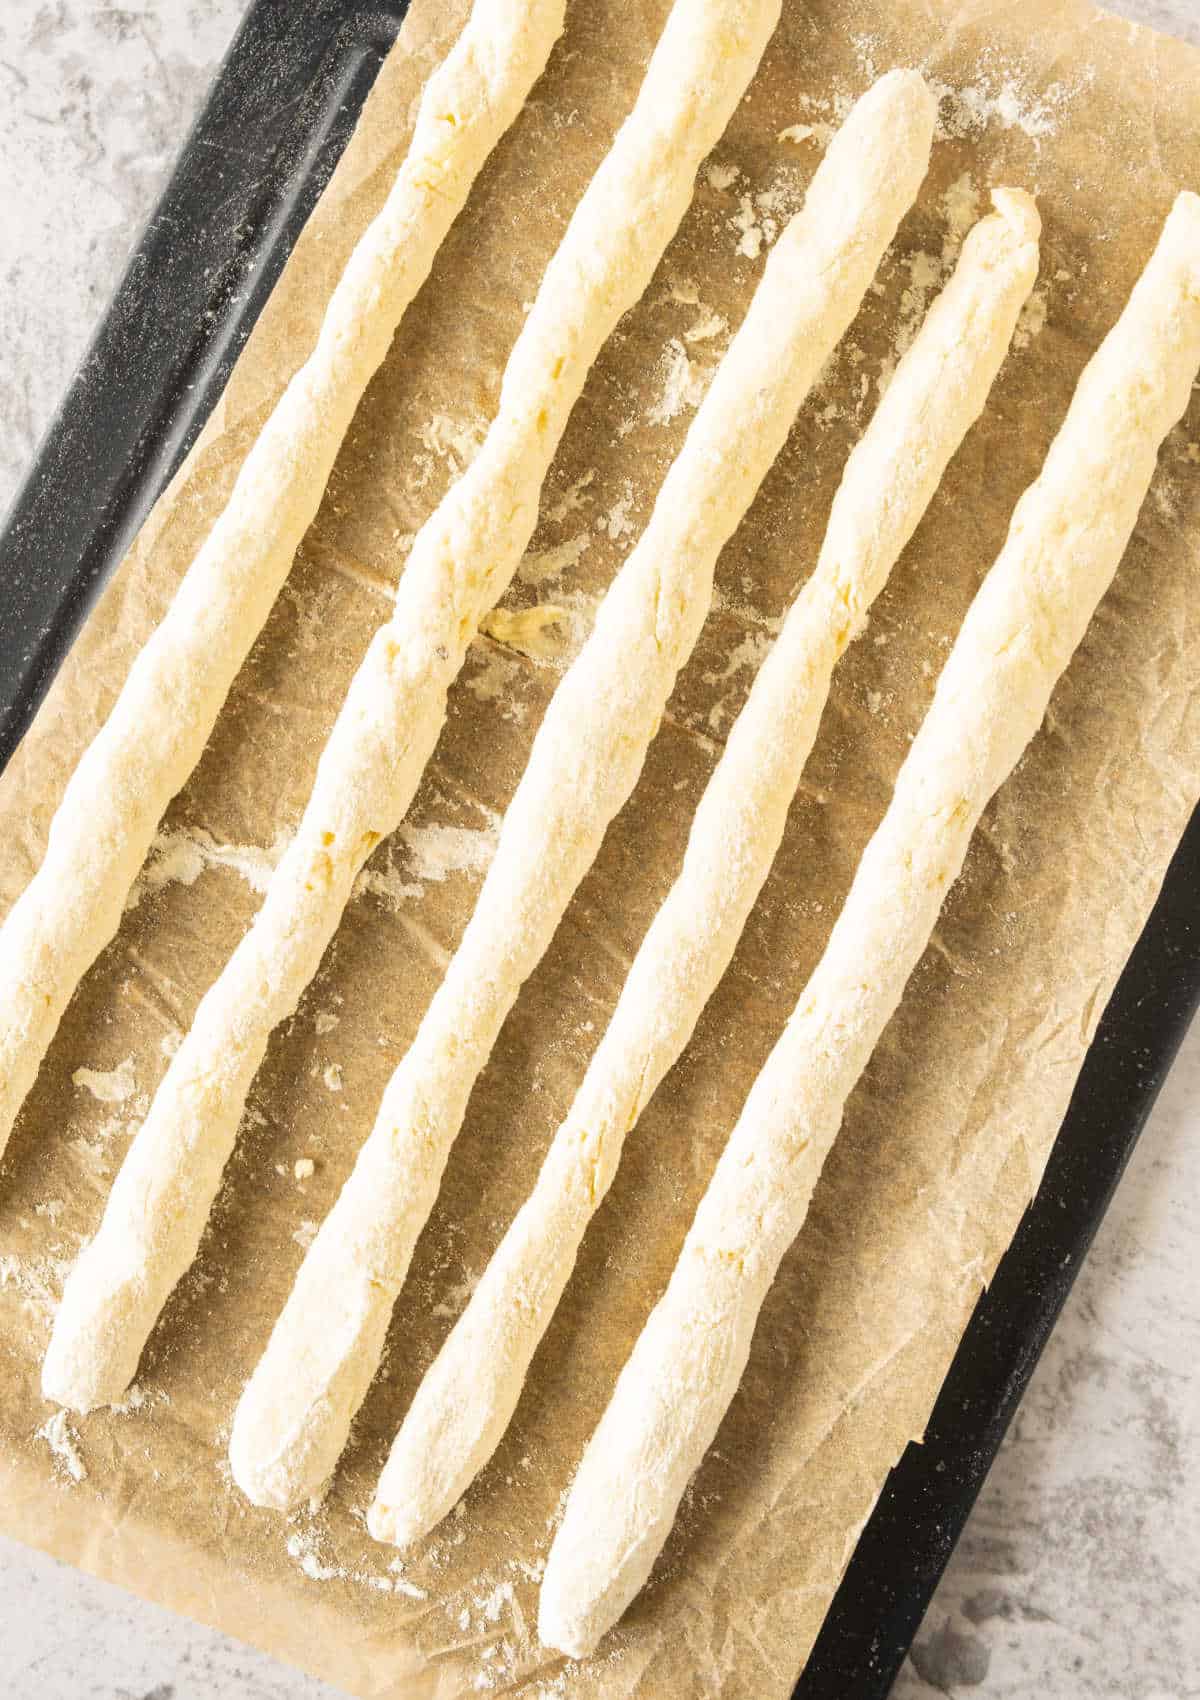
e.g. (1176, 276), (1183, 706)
(538, 190), (1200, 1660)
(369, 189), (1040, 1550)
(230, 69), (937, 1517)
(0, 0), (565, 1162)
(42, 0), (784, 1416)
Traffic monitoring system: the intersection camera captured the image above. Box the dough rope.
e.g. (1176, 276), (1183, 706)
(41, 0), (785, 1415)
(369, 188), (1040, 1550)
(538, 189), (1200, 1660)
(230, 69), (937, 1517)
(0, 0), (566, 1163)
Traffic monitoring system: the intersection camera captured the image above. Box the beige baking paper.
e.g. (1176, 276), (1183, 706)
(1, 0), (1198, 1694)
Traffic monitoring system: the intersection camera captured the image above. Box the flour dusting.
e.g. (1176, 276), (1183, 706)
(598, 479), (637, 541)
(543, 469), (595, 525)
(1014, 285), (1049, 348)
(128, 824), (290, 909)
(778, 119), (833, 147)
(400, 816), (500, 885)
(465, 645), (527, 718)
(432, 1269), (482, 1321)
(705, 160), (738, 192)
(1, 1250), (71, 1324)
(72, 1056), (136, 1104)
(353, 851), (422, 911)
(517, 532), (591, 588)
(647, 338), (710, 425)
(928, 68), (1088, 142)
(38, 1410), (86, 1483)
(685, 309), (727, 344)
(292, 1219), (319, 1252)
(415, 412), (487, 474)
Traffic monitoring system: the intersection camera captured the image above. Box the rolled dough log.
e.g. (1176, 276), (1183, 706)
(0, 0), (566, 1162)
(369, 188), (1040, 1549)
(41, 0), (784, 1415)
(229, 69), (937, 1517)
(538, 189), (1200, 1660)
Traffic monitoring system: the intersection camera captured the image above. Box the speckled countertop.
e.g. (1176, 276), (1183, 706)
(1, 2), (1198, 1697)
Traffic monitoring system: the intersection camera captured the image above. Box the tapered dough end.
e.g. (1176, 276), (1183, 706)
(42, 1266), (144, 1414)
(228, 1398), (312, 1512)
(366, 1493), (428, 1549)
(989, 185), (1041, 246)
(228, 1373), (341, 1512)
(862, 65), (938, 140)
(1165, 188), (1200, 274)
(537, 1561), (607, 1662)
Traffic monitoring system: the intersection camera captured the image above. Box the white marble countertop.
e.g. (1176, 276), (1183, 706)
(1, 1), (1198, 1696)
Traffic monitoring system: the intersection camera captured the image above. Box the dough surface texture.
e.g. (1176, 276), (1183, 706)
(538, 189), (1200, 1661)
(230, 68), (937, 1517)
(369, 187), (1040, 1550)
(41, 0), (785, 1416)
(0, 0), (566, 1162)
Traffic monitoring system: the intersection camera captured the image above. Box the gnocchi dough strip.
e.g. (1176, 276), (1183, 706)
(538, 191), (1200, 1659)
(41, 0), (785, 1415)
(0, 0), (566, 1161)
(369, 188), (1040, 1549)
(229, 70), (937, 1516)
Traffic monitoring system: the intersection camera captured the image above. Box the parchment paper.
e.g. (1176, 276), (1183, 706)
(2, 0), (1198, 1694)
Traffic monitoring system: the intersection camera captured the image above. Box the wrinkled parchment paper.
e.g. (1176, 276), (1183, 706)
(2, 0), (1199, 1694)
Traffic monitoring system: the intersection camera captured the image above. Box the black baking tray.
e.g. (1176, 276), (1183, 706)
(1, 3), (1197, 1694)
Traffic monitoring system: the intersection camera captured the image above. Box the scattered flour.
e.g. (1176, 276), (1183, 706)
(414, 412), (486, 475)
(1014, 285), (1049, 349)
(705, 160), (739, 192)
(659, 271), (700, 307)
(71, 1056), (136, 1104)
(1, 1250), (70, 1323)
(517, 531), (591, 588)
(354, 796), (500, 914)
(684, 309), (727, 345)
(479, 1581), (514, 1624)
(109, 1383), (169, 1418)
(464, 644), (527, 717)
(431, 1269), (482, 1322)
(731, 193), (766, 259)
(704, 630), (773, 731)
(286, 1529), (339, 1583)
(294, 1157), (317, 1179)
(543, 469), (595, 525)
(725, 169), (807, 262)
(292, 1218), (319, 1252)
(37, 1410), (86, 1483)
(314, 1010), (340, 1037)
(778, 119), (833, 147)
(598, 479), (636, 541)
(322, 1064), (343, 1095)
(353, 852), (422, 911)
(127, 824), (290, 909)
(399, 816), (500, 885)
(929, 72), (1075, 142)
(703, 629), (772, 690)
(647, 338), (710, 426)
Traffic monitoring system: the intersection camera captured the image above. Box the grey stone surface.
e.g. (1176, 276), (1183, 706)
(0, 0), (1197, 1696)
